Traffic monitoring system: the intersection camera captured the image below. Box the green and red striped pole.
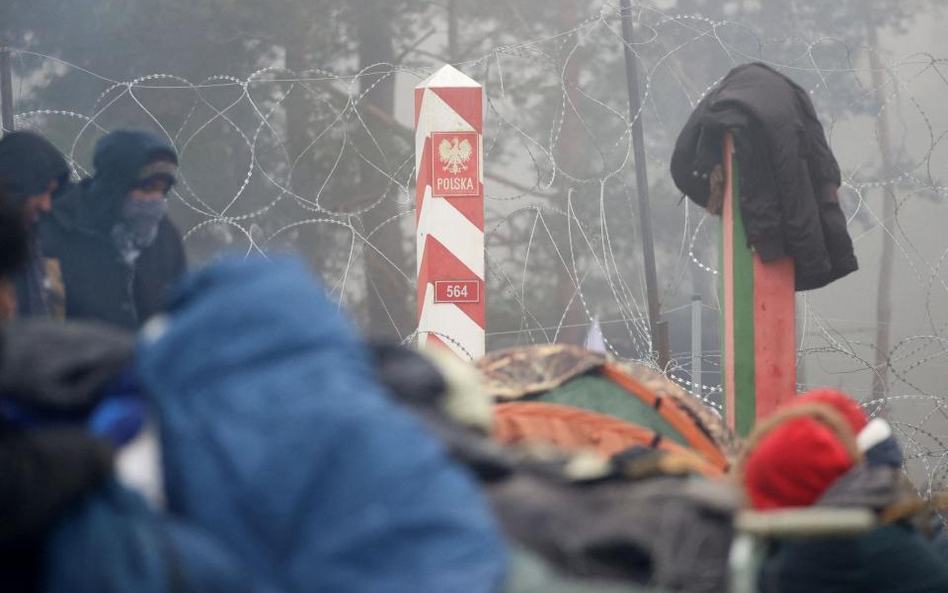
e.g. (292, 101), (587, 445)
(720, 134), (796, 436)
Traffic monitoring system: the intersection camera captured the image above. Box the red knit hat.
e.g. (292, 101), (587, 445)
(741, 404), (861, 510)
(794, 389), (868, 434)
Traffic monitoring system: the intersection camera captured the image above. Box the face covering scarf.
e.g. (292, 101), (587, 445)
(111, 198), (168, 265)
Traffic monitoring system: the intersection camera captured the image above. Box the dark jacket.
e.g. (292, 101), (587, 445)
(760, 464), (948, 593)
(761, 523), (948, 593)
(0, 132), (72, 317)
(42, 131), (186, 329)
(0, 320), (240, 593)
(671, 63), (857, 291)
(0, 320), (132, 593)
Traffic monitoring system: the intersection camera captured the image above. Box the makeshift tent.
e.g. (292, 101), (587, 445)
(493, 401), (724, 477)
(478, 345), (738, 472)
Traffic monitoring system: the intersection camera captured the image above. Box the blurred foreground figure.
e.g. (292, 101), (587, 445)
(0, 320), (135, 593)
(0, 131), (71, 318)
(374, 343), (736, 592)
(43, 130), (186, 329)
(739, 389), (948, 593)
(38, 256), (507, 593)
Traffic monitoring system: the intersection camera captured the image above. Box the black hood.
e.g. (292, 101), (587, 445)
(50, 130), (177, 234)
(0, 320), (135, 413)
(0, 131), (71, 204)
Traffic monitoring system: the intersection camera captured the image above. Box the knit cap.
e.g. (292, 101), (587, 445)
(741, 403), (861, 510)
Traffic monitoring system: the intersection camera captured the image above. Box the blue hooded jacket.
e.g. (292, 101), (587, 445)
(135, 256), (508, 593)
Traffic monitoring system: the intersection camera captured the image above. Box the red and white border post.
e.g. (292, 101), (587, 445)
(414, 65), (485, 360)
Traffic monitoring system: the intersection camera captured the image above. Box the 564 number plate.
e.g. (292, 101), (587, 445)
(434, 280), (480, 304)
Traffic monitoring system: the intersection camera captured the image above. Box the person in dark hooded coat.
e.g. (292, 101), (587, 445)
(0, 131), (71, 317)
(0, 320), (134, 593)
(42, 130), (186, 329)
(0, 190), (30, 321)
(740, 390), (948, 593)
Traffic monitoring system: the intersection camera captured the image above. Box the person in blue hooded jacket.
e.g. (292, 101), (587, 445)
(42, 130), (186, 329)
(131, 255), (508, 593)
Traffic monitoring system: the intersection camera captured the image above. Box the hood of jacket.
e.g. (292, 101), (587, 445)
(0, 320), (135, 413)
(0, 131), (71, 204)
(136, 256), (508, 593)
(49, 131), (177, 235)
(816, 464), (915, 512)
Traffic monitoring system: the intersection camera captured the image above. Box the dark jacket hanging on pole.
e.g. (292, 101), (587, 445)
(670, 62), (858, 291)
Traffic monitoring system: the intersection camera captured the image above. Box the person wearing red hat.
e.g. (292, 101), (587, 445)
(740, 392), (948, 593)
(741, 402), (860, 511)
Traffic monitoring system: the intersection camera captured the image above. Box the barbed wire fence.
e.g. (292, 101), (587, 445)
(7, 2), (948, 499)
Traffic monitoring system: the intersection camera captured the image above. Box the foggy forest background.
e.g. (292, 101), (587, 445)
(5, 0), (948, 489)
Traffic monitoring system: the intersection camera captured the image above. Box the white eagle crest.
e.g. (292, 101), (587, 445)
(438, 137), (473, 175)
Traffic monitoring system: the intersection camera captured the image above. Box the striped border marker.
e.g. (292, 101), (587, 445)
(721, 134), (796, 436)
(414, 65), (485, 360)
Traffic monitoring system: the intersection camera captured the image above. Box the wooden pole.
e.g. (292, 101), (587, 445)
(720, 135), (797, 435)
(691, 294), (703, 396)
(619, 0), (670, 369)
(1, 45), (14, 134)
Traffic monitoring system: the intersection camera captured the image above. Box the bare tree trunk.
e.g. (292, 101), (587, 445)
(553, 0), (588, 346)
(284, 32), (338, 280)
(356, 3), (414, 339)
(284, 33), (316, 209)
(867, 25), (895, 399)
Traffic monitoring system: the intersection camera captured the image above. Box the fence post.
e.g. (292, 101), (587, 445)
(619, 0), (670, 369)
(691, 294), (702, 396)
(720, 134), (796, 435)
(1, 44), (14, 134)
(414, 65), (485, 360)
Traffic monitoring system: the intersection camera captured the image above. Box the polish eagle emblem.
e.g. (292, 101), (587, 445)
(438, 136), (474, 175)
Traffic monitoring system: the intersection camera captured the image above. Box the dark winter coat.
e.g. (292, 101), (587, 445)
(759, 464), (948, 593)
(0, 320), (240, 593)
(41, 132), (186, 329)
(671, 63), (857, 291)
(0, 320), (133, 593)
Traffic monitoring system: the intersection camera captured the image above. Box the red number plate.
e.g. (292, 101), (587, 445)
(434, 280), (480, 304)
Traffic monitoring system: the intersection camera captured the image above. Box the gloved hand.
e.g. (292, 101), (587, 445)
(0, 366), (146, 448)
